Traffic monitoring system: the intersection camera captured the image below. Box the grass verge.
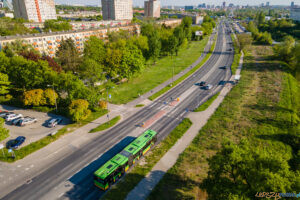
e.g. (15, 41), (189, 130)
(231, 34), (242, 75)
(135, 104), (145, 107)
(194, 92), (220, 112)
(0, 109), (108, 162)
(89, 116), (121, 133)
(102, 118), (193, 200)
(109, 36), (210, 104)
(148, 34), (217, 101)
(148, 45), (300, 199)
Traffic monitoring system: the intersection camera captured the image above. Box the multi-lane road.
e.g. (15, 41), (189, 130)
(1, 21), (234, 200)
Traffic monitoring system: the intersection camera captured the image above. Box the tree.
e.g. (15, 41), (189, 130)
(79, 58), (104, 86)
(23, 89), (44, 106)
(167, 35), (179, 56)
(202, 140), (298, 200)
(0, 73), (10, 96)
(257, 11), (265, 26)
(0, 52), (10, 73)
(42, 88), (58, 106)
(148, 31), (161, 63)
(237, 34), (253, 52)
(83, 36), (106, 64)
(56, 38), (82, 73)
(68, 99), (91, 122)
(44, 20), (72, 32)
(273, 36), (295, 63)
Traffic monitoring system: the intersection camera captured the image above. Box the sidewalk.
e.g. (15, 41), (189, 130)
(0, 33), (216, 198)
(125, 39), (245, 200)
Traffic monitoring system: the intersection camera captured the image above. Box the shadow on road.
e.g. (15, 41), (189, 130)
(63, 136), (136, 200)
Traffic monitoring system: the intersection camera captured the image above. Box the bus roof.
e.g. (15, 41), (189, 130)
(94, 160), (119, 180)
(123, 130), (157, 155)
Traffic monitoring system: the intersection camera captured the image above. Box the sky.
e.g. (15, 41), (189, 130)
(54, 0), (300, 7)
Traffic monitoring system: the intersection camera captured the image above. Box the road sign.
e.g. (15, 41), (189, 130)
(0, 144), (4, 149)
(8, 149), (12, 153)
(186, 108), (189, 112)
(109, 94), (112, 99)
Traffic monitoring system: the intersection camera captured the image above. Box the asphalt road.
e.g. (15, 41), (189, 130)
(1, 21), (234, 200)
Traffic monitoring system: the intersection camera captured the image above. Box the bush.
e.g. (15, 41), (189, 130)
(68, 99), (91, 122)
(99, 100), (107, 109)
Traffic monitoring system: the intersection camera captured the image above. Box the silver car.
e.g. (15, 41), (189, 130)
(205, 84), (213, 90)
(19, 117), (37, 126)
(6, 114), (23, 122)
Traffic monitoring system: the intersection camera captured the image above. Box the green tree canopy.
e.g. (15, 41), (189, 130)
(202, 140), (299, 200)
(83, 36), (106, 64)
(56, 38), (82, 73)
(0, 72), (10, 96)
(68, 99), (91, 122)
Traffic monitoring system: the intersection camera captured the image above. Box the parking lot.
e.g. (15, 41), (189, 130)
(0, 105), (71, 147)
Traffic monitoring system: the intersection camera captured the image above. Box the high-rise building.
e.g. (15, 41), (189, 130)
(185, 5), (195, 11)
(144, 0), (160, 18)
(266, 2), (270, 6)
(222, 2), (226, 8)
(291, 2), (295, 7)
(102, 0), (133, 20)
(12, 0), (57, 22)
(291, 7), (300, 21)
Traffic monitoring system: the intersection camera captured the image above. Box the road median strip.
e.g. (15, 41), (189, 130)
(89, 116), (121, 133)
(194, 92), (220, 112)
(102, 118), (193, 200)
(149, 34), (218, 101)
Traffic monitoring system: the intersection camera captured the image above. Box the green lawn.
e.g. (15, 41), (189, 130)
(0, 109), (108, 162)
(102, 118), (192, 200)
(89, 116), (121, 133)
(148, 45), (300, 199)
(149, 34), (217, 101)
(194, 92), (220, 112)
(108, 36), (210, 104)
(135, 104), (145, 107)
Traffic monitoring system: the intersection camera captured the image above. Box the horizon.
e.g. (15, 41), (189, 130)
(53, 0), (300, 7)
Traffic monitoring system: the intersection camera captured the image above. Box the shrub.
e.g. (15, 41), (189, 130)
(68, 99), (91, 122)
(99, 100), (107, 109)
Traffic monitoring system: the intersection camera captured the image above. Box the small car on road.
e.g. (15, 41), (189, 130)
(205, 84), (213, 90)
(5, 114), (23, 122)
(195, 81), (206, 87)
(7, 136), (26, 149)
(47, 118), (63, 128)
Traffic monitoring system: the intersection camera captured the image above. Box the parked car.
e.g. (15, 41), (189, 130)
(205, 84), (213, 90)
(11, 117), (23, 125)
(7, 136), (26, 149)
(0, 111), (13, 118)
(18, 117), (37, 126)
(5, 114), (23, 122)
(220, 66), (227, 69)
(47, 118), (63, 128)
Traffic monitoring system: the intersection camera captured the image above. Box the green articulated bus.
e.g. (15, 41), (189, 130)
(94, 129), (158, 190)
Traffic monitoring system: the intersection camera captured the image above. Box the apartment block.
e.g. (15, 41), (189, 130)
(144, 0), (160, 18)
(0, 25), (140, 56)
(291, 7), (300, 22)
(13, 0), (57, 22)
(102, 0), (133, 20)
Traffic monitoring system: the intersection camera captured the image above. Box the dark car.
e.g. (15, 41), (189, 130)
(7, 136), (26, 149)
(11, 117), (23, 125)
(199, 81), (207, 86)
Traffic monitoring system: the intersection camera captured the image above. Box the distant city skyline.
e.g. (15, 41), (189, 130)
(52, 0), (300, 6)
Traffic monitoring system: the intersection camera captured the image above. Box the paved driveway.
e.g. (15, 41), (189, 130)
(0, 105), (70, 147)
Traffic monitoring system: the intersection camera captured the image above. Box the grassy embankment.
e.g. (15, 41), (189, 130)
(0, 109), (108, 162)
(102, 118), (193, 200)
(231, 34), (242, 75)
(109, 36), (210, 104)
(89, 116), (121, 133)
(149, 34), (218, 101)
(148, 45), (300, 199)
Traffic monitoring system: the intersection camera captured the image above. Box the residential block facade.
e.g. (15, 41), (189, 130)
(12, 0), (57, 22)
(102, 0), (133, 20)
(144, 0), (160, 18)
